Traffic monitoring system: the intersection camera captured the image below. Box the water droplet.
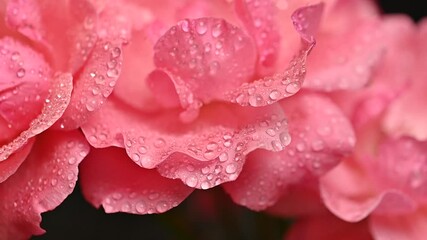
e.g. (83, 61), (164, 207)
(50, 179), (58, 186)
(271, 140), (283, 151)
(203, 150), (216, 160)
(138, 146), (147, 154)
(219, 152), (228, 162)
(11, 51), (20, 61)
(200, 181), (210, 189)
(180, 19), (190, 32)
(266, 128), (276, 136)
(248, 95), (264, 106)
(112, 192), (122, 200)
(279, 132), (291, 146)
(111, 47), (121, 58)
(154, 138), (165, 148)
(68, 157), (77, 165)
(285, 82), (300, 94)
(196, 20), (208, 35)
(132, 153), (140, 161)
(201, 166), (210, 174)
(107, 59), (117, 68)
(211, 23), (223, 37)
(107, 68), (119, 78)
(185, 176), (198, 187)
(269, 90), (280, 100)
(296, 142), (306, 152)
(135, 201), (146, 213)
(235, 93), (245, 104)
(225, 163), (237, 174)
(16, 68), (25, 78)
(156, 201), (169, 213)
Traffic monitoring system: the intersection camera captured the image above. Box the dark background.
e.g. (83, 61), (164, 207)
(32, 1), (426, 240)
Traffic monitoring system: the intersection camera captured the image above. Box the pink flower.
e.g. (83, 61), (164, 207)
(78, 0), (330, 215)
(319, 16), (427, 240)
(0, 0), (129, 238)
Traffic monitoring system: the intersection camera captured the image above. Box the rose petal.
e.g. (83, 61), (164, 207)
(320, 160), (416, 222)
(0, 37), (51, 144)
(153, 17), (257, 121)
(0, 138), (34, 183)
(302, 0), (384, 91)
(0, 73), (73, 161)
(383, 19), (427, 141)
(82, 98), (291, 188)
(286, 213), (373, 240)
(0, 130), (90, 239)
(6, 0), (98, 72)
(370, 208), (427, 240)
(224, 4), (322, 107)
(79, 147), (193, 214)
(369, 137), (427, 202)
(53, 40), (123, 130)
(234, 0), (281, 74)
(224, 93), (354, 210)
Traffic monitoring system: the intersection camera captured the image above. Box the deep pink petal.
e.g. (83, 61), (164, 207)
(0, 73), (73, 161)
(224, 92), (354, 210)
(0, 139), (34, 183)
(153, 17), (257, 120)
(224, 4), (322, 107)
(266, 180), (329, 217)
(286, 213), (373, 240)
(234, 0), (281, 74)
(79, 147), (193, 214)
(0, 130), (90, 239)
(82, 98), (291, 188)
(383, 19), (427, 141)
(53, 40), (123, 130)
(0, 37), (51, 144)
(370, 209), (427, 240)
(6, 0), (98, 72)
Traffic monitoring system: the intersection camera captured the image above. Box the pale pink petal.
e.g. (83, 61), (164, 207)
(79, 147), (193, 214)
(0, 130), (90, 239)
(6, 0), (98, 72)
(153, 17), (257, 121)
(234, 0), (281, 74)
(368, 137), (427, 202)
(53, 40), (123, 130)
(0, 73), (73, 162)
(320, 160), (416, 222)
(224, 4), (322, 107)
(82, 98), (291, 188)
(224, 93), (354, 210)
(0, 139), (34, 183)
(370, 209), (427, 240)
(286, 213), (373, 240)
(302, 0), (383, 91)
(0, 37), (51, 144)
(383, 19), (427, 141)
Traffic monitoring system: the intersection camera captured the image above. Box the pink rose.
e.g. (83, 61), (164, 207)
(78, 0), (331, 215)
(318, 15), (427, 240)
(0, 0), (129, 238)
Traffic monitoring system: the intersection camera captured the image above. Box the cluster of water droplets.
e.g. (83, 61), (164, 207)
(101, 189), (180, 214)
(56, 40), (122, 129)
(227, 50), (307, 107)
(0, 72), (73, 161)
(156, 112), (291, 189)
(6, 137), (88, 212)
(153, 18), (256, 122)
